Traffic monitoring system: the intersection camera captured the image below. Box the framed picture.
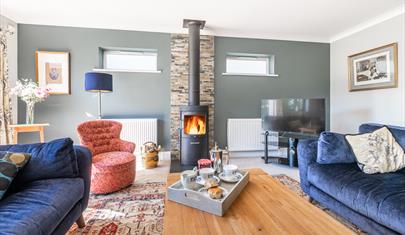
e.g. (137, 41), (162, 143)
(36, 51), (70, 94)
(348, 43), (398, 92)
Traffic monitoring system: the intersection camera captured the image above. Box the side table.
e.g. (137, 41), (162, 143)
(9, 123), (50, 144)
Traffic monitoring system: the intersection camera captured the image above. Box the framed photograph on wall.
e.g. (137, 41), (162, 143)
(348, 43), (398, 92)
(36, 51), (70, 94)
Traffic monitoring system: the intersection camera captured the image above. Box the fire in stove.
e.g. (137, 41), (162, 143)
(184, 115), (206, 135)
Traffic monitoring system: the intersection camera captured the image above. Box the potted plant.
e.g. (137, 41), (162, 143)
(11, 79), (50, 124)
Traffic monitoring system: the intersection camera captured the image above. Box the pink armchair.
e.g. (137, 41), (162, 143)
(77, 120), (136, 194)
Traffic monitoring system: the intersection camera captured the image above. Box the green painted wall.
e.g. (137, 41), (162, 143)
(17, 24), (330, 149)
(214, 37), (330, 147)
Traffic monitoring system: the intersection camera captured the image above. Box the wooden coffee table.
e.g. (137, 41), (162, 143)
(163, 168), (354, 235)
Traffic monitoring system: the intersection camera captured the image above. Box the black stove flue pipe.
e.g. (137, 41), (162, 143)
(183, 19), (205, 106)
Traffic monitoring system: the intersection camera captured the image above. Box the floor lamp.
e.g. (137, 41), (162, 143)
(85, 72), (113, 119)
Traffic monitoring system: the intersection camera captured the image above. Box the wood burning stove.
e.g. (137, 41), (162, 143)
(179, 19), (209, 165)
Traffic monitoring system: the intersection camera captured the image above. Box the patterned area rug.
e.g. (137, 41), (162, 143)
(68, 181), (166, 235)
(69, 174), (365, 235)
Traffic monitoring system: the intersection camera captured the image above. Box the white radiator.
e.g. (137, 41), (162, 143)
(227, 118), (278, 153)
(110, 118), (158, 153)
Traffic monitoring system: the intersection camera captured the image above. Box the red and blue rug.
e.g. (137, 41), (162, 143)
(69, 175), (364, 235)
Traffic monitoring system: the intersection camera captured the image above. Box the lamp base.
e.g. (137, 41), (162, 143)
(98, 91), (102, 119)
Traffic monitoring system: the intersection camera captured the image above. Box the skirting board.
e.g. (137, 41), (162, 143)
(159, 151), (171, 161)
(134, 151), (171, 161)
(230, 148), (288, 158)
(230, 151), (264, 158)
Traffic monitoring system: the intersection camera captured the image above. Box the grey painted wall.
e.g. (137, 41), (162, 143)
(18, 24), (171, 148)
(214, 37), (330, 147)
(17, 24), (330, 150)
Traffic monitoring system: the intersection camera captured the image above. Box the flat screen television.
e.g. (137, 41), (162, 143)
(261, 98), (325, 135)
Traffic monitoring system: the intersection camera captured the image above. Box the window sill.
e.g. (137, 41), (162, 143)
(222, 73), (279, 77)
(93, 68), (162, 74)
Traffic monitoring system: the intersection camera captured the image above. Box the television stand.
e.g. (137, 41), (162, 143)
(263, 131), (316, 167)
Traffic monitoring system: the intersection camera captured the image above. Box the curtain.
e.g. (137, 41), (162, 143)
(0, 30), (12, 144)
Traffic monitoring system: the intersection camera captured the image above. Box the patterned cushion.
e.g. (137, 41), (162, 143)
(346, 127), (405, 174)
(91, 152), (135, 194)
(93, 152), (135, 171)
(0, 152), (30, 199)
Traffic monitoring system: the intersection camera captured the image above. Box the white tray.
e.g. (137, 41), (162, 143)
(167, 170), (249, 216)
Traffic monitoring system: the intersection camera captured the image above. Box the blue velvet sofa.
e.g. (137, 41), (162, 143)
(0, 138), (92, 235)
(298, 123), (405, 235)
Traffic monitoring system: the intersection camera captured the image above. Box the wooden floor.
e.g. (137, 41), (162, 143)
(163, 168), (354, 235)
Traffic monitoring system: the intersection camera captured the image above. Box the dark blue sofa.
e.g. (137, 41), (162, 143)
(298, 123), (405, 235)
(0, 138), (92, 235)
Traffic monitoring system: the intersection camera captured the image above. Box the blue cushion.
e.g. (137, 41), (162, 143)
(0, 152), (30, 199)
(316, 132), (355, 164)
(0, 138), (79, 184)
(359, 123), (405, 149)
(308, 163), (405, 233)
(0, 178), (84, 234)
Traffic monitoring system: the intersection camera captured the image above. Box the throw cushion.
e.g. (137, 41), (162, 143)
(317, 131), (356, 164)
(345, 127), (405, 174)
(0, 138), (79, 184)
(0, 152), (30, 199)
(359, 123), (405, 149)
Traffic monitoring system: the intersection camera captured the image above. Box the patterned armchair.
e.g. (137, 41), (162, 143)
(77, 120), (136, 194)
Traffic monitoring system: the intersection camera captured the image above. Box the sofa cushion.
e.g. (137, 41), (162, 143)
(93, 151), (135, 172)
(359, 123), (405, 149)
(316, 132), (355, 164)
(0, 138), (79, 184)
(308, 163), (405, 233)
(346, 127), (405, 174)
(0, 178), (84, 234)
(0, 152), (30, 199)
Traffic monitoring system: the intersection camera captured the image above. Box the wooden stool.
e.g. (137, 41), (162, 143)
(10, 123), (50, 144)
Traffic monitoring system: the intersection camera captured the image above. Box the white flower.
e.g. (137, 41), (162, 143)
(11, 79), (49, 104)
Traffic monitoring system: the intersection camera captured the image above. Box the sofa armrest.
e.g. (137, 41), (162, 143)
(297, 138), (318, 194)
(79, 142), (95, 156)
(74, 146), (92, 210)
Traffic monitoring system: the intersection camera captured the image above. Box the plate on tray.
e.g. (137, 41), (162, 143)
(198, 186), (229, 200)
(196, 176), (220, 186)
(218, 172), (243, 183)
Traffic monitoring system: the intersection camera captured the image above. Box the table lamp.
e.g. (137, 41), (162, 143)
(85, 72), (113, 119)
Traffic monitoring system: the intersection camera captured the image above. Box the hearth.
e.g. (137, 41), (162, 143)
(179, 19), (209, 165)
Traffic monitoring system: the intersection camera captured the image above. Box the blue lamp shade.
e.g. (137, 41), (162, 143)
(85, 72), (113, 92)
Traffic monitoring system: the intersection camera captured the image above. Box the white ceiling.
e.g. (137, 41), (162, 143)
(2, 0), (404, 42)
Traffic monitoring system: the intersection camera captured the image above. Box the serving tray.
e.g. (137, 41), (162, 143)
(167, 170), (249, 216)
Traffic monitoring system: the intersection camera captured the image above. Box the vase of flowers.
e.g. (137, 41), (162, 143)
(11, 79), (50, 124)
